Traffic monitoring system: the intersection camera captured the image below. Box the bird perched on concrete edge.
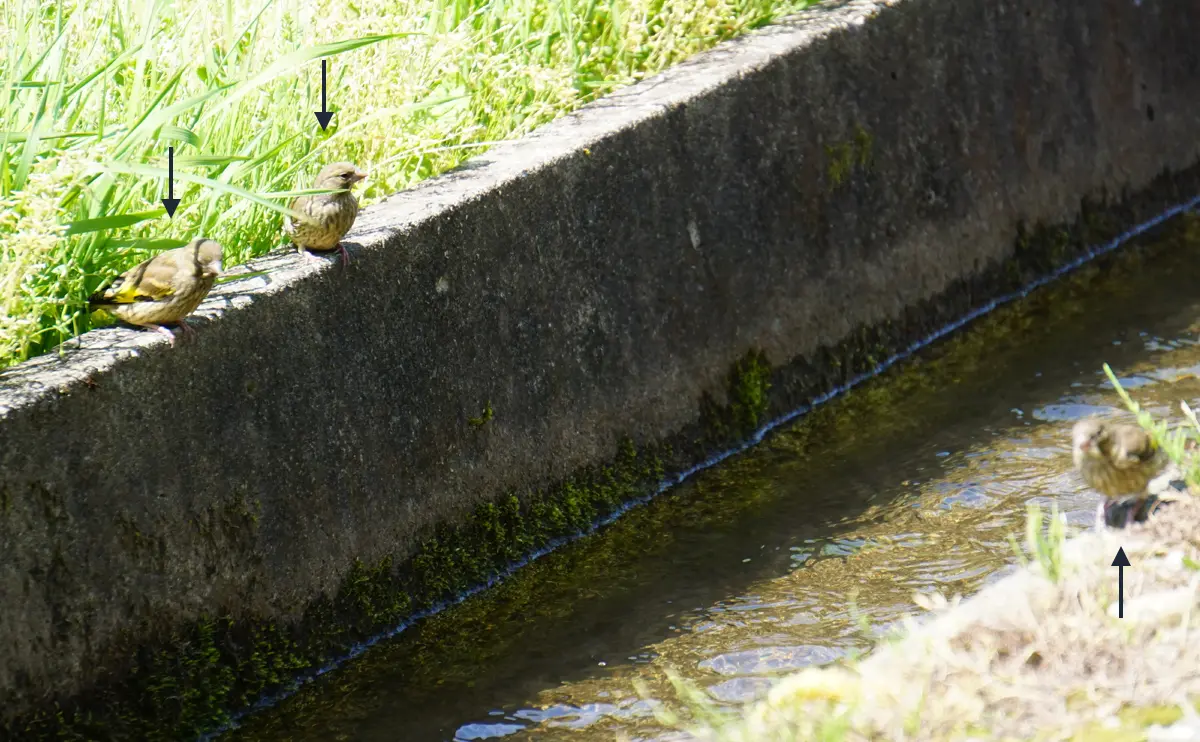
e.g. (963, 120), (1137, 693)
(1072, 417), (1169, 527)
(88, 238), (223, 345)
(284, 161), (367, 266)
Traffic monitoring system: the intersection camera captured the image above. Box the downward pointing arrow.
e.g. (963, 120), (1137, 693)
(1112, 547), (1131, 618)
(161, 146), (180, 218)
(314, 59), (333, 130)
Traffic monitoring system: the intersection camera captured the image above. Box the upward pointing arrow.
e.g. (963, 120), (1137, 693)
(1112, 547), (1131, 618)
(314, 59), (333, 131)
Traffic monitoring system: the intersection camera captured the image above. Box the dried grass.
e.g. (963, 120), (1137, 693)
(685, 499), (1200, 741)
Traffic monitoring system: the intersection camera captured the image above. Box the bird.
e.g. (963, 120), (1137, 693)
(88, 238), (223, 345)
(284, 161), (367, 266)
(1072, 418), (1165, 496)
(1101, 464), (1189, 529)
(1072, 417), (1168, 527)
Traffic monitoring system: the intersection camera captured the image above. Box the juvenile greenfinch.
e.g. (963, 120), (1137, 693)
(1072, 417), (1169, 527)
(284, 161), (367, 265)
(1072, 418), (1164, 496)
(88, 238), (223, 344)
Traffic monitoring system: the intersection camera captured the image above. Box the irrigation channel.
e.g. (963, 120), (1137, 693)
(227, 211), (1200, 742)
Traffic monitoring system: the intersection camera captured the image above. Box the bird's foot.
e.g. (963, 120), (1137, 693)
(150, 324), (177, 346)
(338, 243), (351, 267)
(298, 248), (324, 264)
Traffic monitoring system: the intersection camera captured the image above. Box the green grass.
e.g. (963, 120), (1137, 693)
(0, 0), (812, 369)
(1104, 362), (1200, 488)
(1008, 501), (1068, 583)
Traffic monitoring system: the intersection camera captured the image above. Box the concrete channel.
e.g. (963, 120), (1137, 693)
(1, 0), (1198, 736)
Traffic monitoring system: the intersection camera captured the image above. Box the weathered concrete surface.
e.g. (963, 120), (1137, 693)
(1, 0), (1199, 727)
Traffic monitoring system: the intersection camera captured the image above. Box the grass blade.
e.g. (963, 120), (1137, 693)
(98, 159), (312, 222)
(65, 210), (162, 236)
(197, 34), (410, 123)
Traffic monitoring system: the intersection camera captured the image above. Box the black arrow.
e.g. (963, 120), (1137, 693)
(314, 59), (333, 130)
(161, 146), (179, 217)
(1112, 547), (1131, 618)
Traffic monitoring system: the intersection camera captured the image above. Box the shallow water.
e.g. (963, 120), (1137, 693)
(228, 214), (1200, 742)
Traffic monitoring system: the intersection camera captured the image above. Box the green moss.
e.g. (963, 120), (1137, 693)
(469, 401), (494, 428)
(825, 124), (873, 189)
(729, 350), (772, 433)
(700, 348), (773, 446)
(8, 169), (1197, 742)
(825, 141), (855, 187)
(4, 437), (669, 742)
(853, 125), (873, 170)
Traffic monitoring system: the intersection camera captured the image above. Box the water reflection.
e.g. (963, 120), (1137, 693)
(229, 217), (1200, 742)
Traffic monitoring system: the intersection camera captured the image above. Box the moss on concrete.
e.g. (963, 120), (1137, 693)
(2, 339), (792, 740)
(824, 124), (874, 189)
(468, 401), (494, 428)
(2, 435), (669, 741)
(8, 167), (1200, 741)
(700, 349), (774, 446)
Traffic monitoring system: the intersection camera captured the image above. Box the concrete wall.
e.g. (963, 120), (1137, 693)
(2, 0), (1199, 731)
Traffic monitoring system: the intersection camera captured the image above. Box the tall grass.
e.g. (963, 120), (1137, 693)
(0, 0), (809, 368)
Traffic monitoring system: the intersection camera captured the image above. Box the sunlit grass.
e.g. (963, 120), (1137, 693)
(1008, 501), (1068, 583)
(1104, 362), (1200, 490)
(1, 0), (811, 369)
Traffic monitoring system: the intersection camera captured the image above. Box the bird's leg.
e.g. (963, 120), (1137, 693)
(175, 318), (196, 341)
(338, 242), (351, 267)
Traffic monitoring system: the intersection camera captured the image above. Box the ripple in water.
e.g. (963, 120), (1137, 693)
(226, 217), (1200, 742)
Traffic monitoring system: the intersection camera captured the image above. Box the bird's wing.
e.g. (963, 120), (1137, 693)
(92, 252), (180, 305)
(284, 196), (300, 234)
(285, 195), (316, 232)
(1110, 427), (1157, 468)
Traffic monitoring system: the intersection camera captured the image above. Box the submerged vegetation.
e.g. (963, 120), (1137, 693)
(0, 0), (813, 369)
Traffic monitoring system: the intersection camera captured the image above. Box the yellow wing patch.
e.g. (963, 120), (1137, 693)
(103, 277), (175, 304)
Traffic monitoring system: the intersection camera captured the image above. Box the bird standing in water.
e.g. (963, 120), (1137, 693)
(88, 238), (223, 345)
(1072, 417), (1167, 526)
(285, 161), (367, 266)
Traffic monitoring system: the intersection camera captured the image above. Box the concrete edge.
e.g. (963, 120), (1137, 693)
(0, 0), (880, 412)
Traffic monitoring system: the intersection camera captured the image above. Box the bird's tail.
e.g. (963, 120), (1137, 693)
(86, 293), (113, 309)
(86, 278), (122, 308)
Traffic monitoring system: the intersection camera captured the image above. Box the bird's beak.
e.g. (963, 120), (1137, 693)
(1079, 440), (1093, 453)
(351, 169), (367, 183)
